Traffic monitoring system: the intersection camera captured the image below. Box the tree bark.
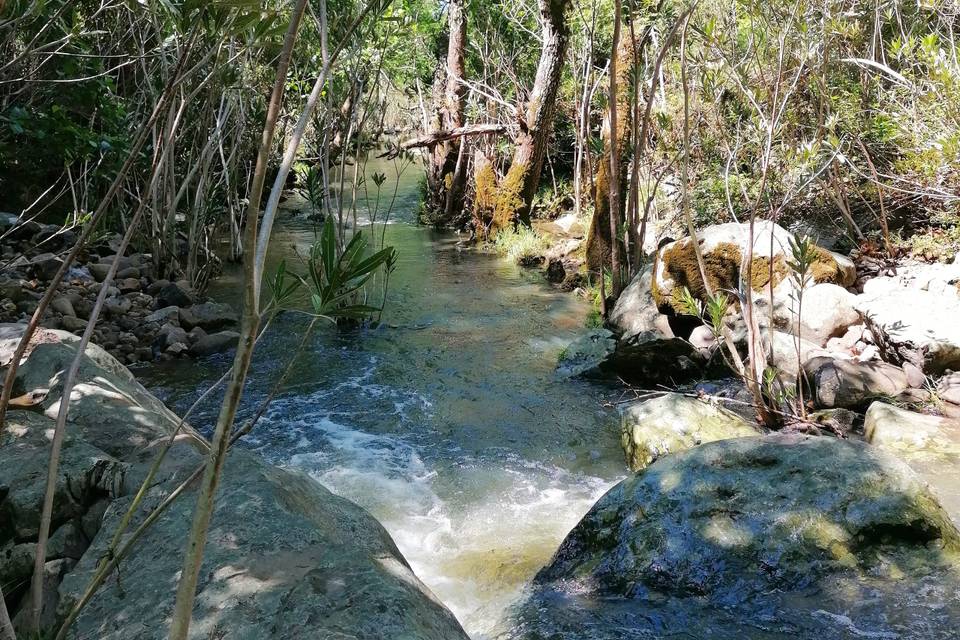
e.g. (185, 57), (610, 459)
(585, 16), (640, 276)
(491, 0), (572, 232)
(424, 0), (467, 222)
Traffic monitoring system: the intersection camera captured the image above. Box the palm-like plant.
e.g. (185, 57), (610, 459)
(272, 216), (396, 322)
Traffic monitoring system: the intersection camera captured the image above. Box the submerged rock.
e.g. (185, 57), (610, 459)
(507, 434), (960, 639)
(619, 393), (758, 471)
(556, 329), (617, 378)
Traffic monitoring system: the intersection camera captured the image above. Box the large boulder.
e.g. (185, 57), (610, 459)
(0, 325), (469, 640)
(776, 282), (860, 346)
(619, 393), (758, 471)
(59, 448), (469, 640)
(804, 356), (908, 409)
(557, 328), (702, 385)
(507, 434), (960, 639)
(651, 221), (855, 315)
(865, 401), (960, 527)
(0, 324), (190, 457)
(855, 261), (960, 374)
(609, 267), (676, 342)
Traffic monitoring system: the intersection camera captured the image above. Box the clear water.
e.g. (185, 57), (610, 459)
(139, 158), (626, 638)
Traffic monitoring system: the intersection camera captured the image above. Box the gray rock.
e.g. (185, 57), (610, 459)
(777, 282), (860, 346)
(556, 329), (616, 378)
(189, 330), (239, 357)
(117, 277), (140, 293)
(115, 266), (140, 280)
(59, 449), (470, 640)
(156, 323), (188, 349)
(509, 434), (960, 640)
(0, 411), (125, 542)
(88, 262), (111, 283)
(805, 356), (908, 409)
(156, 282), (195, 308)
(939, 371), (960, 406)
(104, 296), (131, 317)
(29, 253), (64, 280)
(178, 302), (238, 330)
(60, 315), (88, 333)
(0, 324), (191, 457)
(145, 306), (180, 324)
(609, 267), (676, 342)
(51, 296), (77, 317)
(619, 393), (757, 471)
(865, 401), (960, 527)
(855, 263), (960, 374)
(13, 558), (74, 635)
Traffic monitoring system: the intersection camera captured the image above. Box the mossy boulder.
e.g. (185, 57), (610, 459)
(619, 393), (758, 471)
(651, 221), (855, 315)
(507, 434), (960, 639)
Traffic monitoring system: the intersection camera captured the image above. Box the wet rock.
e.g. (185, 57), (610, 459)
(556, 329), (616, 378)
(115, 266), (140, 280)
(509, 434), (960, 640)
(156, 282), (194, 308)
(865, 401), (960, 527)
(179, 302), (238, 331)
(189, 330), (239, 357)
(104, 296), (131, 317)
(0, 278), (25, 302)
(619, 393), (757, 471)
(59, 448), (470, 640)
(805, 356), (908, 409)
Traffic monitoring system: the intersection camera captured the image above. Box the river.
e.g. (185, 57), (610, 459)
(138, 158), (626, 638)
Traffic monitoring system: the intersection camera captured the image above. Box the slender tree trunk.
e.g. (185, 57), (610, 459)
(491, 0), (572, 232)
(166, 3), (310, 637)
(605, 0), (624, 298)
(425, 0), (467, 221)
(585, 15), (638, 277)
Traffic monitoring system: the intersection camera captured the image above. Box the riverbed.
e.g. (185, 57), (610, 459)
(138, 161), (626, 637)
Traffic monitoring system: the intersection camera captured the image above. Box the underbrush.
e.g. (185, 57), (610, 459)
(490, 226), (551, 264)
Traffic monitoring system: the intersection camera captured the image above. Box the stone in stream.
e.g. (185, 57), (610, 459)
(619, 392), (758, 471)
(0, 324), (469, 640)
(865, 401), (960, 527)
(556, 327), (701, 385)
(178, 301), (238, 331)
(506, 434), (960, 640)
(189, 329), (239, 356)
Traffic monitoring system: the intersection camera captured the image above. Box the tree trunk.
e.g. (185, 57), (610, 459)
(424, 0), (467, 222)
(472, 149), (498, 240)
(491, 0), (572, 232)
(585, 17), (640, 275)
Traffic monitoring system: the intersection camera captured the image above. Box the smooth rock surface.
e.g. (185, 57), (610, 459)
(508, 434), (960, 639)
(619, 393), (757, 471)
(805, 356), (908, 409)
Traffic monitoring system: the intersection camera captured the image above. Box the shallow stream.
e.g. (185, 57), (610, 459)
(139, 159), (626, 637)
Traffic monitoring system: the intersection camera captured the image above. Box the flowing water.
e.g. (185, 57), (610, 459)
(139, 159), (626, 638)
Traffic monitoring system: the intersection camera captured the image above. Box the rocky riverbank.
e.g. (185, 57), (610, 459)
(0, 213), (241, 366)
(0, 324), (469, 639)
